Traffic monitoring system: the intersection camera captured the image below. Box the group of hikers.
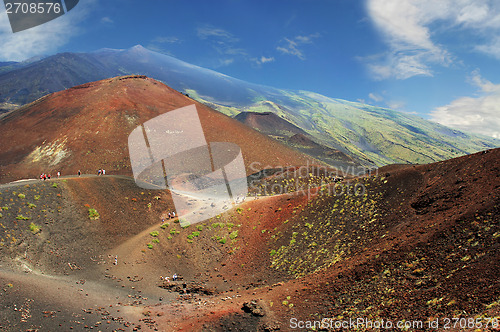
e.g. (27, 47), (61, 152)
(160, 273), (178, 283)
(39, 169), (107, 178)
(161, 211), (176, 223)
(39, 171), (61, 180)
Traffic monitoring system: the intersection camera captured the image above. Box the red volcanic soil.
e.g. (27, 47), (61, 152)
(0, 75), (315, 183)
(0, 148), (497, 331)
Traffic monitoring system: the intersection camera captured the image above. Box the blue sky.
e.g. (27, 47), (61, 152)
(1, 0), (500, 138)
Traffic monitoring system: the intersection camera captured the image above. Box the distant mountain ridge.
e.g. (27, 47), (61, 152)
(0, 76), (314, 183)
(0, 45), (498, 167)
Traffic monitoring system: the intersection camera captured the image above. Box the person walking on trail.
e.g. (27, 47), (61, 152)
(172, 211), (176, 218)
(102, 169), (106, 175)
(57, 171), (60, 178)
(78, 170), (81, 177)
(98, 169), (101, 176)
(173, 273), (177, 281)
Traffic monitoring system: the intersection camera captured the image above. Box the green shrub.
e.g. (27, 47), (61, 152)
(1, 206), (8, 210)
(18, 193), (25, 199)
(0, 213), (2, 218)
(29, 222), (40, 234)
(52, 183), (58, 188)
(34, 195), (40, 200)
(229, 230), (238, 240)
(270, 249), (277, 256)
(160, 223), (169, 229)
(16, 215), (30, 220)
(152, 238), (159, 243)
(227, 222), (234, 229)
(88, 208), (100, 220)
(147, 243), (153, 249)
(187, 234), (194, 240)
(196, 225), (203, 231)
(27, 203), (36, 209)
(219, 238), (227, 244)
(192, 231), (200, 237)
(150, 231), (159, 237)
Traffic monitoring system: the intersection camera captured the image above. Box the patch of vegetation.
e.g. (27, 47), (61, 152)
(152, 238), (160, 243)
(29, 222), (40, 234)
(229, 230), (239, 240)
(160, 223), (169, 229)
(17, 193), (25, 199)
(219, 238), (227, 244)
(147, 243), (153, 249)
(196, 225), (203, 231)
(52, 183), (58, 188)
(88, 208), (100, 220)
(150, 231), (159, 237)
(34, 195), (40, 200)
(27, 203), (36, 209)
(16, 215), (30, 220)
(1, 206), (8, 211)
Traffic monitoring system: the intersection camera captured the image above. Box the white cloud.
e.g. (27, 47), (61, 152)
(368, 92), (383, 102)
(364, 0), (500, 80)
(277, 33), (320, 60)
(197, 25), (238, 43)
(0, 1), (94, 61)
(475, 36), (500, 60)
(152, 36), (180, 44)
(219, 58), (234, 66)
(100, 16), (113, 24)
(386, 100), (407, 111)
(252, 56), (275, 66)
(196, 24), (247, 62)
(260, 56), (274, 64)
(431, 70), (500, 138)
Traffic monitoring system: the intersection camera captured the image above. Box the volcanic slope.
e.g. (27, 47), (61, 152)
(0, 75), (315, 183)
(235, 111), (364, 170)
(0, 148), (498, 331)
